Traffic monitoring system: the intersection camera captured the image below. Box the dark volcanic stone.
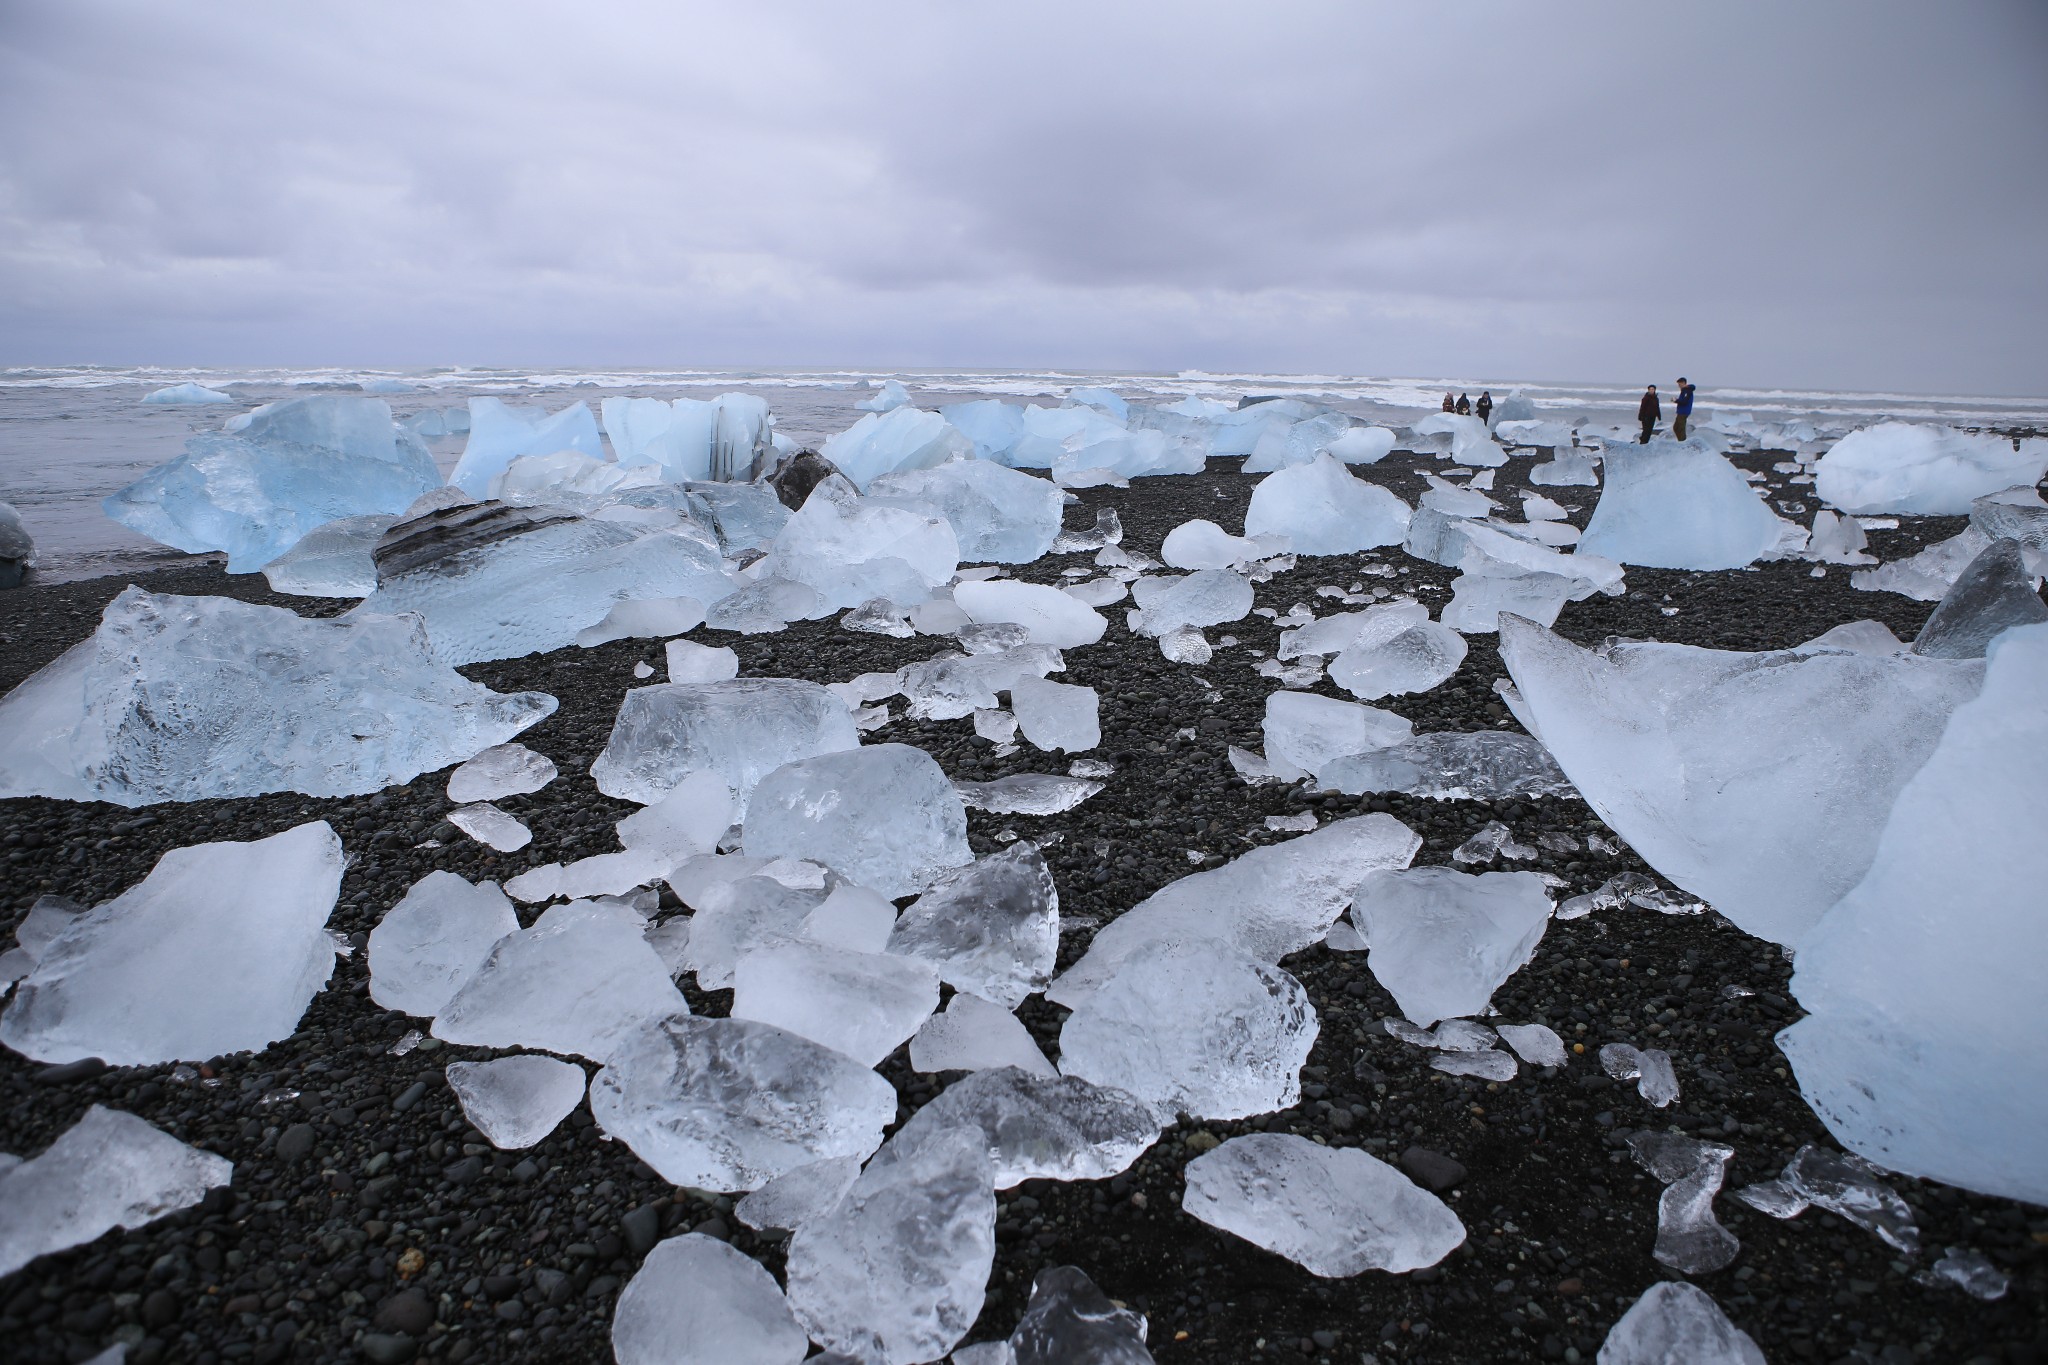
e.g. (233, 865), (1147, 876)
(1400, 1145), (1469, 1191)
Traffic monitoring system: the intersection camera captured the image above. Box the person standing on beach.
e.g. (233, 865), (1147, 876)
(1455, 393), (1471, 416)
(1673, 377), (1695, 440)
(1476, 390), (1493, 425)
(1442, 392), (1456, 413)
(1638, 384), (1660, 443)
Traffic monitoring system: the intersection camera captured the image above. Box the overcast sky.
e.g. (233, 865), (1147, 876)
(3, 1), (2043, 393)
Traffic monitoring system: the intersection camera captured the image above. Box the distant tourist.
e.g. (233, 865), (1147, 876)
(1638, 384), (1661, 443)
(1455, 393), (1472, 416)
(1442, 392), (1456, 413)
(1475, 390), (1493, 424)
(1674, 377), (1696, 440)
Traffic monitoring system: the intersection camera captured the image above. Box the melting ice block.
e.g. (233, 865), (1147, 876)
(870, 459), (1064, 563)
(909, 993), (1056, 1077)
(734, 1156), (863, 1235)
(1628, 1132), (1739, 1273)
(0, 589), (553, 806)
(593, 1014), (898, 1190)
(1161, 519), (1264, 569)
(1852, 526), (1991, 601)
(446, 1055), (587, 1149)
(886, 844), (1058, 1008)
(1779, 622), (2048, 1204)
(1497, 613), (1984, 946)
(105, 396), (442, 571)
(1009, 674), (1101, 752)
(1058, 939), (1317, 1120)
(1529, 447), (1599, 486)
(1577, 442), (1789, 570)
(1497, 1022), (1568, 1068)
(448, 397), (603, 496)
(1129, 569), (1254, 637)
(1815, 422), (2048, 515)
(574, 595), (707, 646)
(1909, 539), (2048, 659)
(612, 1233), (810, 1365)
(1263, 690), (1414, 778)
(1598, 1282), (1765, 1365)
(616, 769), (734, 861)
(731, 939), (939, 1067)
(141, 381), (234, 405)
(821, 406), (973, 490)
(1243, 454), (1411, 555)
(446, 742), (556, 803)
(954, 773), (1103, 815)
(954, 580), (1106, 647)
(680, 875), (827, 989)
(1182, 1134), (1464, 1277)
(259, 512), (394, 596)
(447, 803), (530, 852)
(590, 678), (858, 811)
(882, 1066), (1162, 1188)
(1414, 413), (1507, 467)
(1328, 614), (1466, 699)
(368, 871), (519, 1018)
(1, 823), (341, 1066)
(705, 577), (826, 633)
(1006, 1266), (1154, 1365)
(1601, 1043), (1681, 1107)
(601, 393), (775, 484)
(1319, 731), (1575, 802)
(768, 476), (960, 608)
(0, 1106), (233, 1278)
(432, 900), (687, 1063)
(744, 744), (973, 897)
(1349, 867), (1551, 1027)
(666, 638), (740, 683)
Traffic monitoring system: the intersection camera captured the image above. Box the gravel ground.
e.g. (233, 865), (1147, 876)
(1, 449), (2044, 1365)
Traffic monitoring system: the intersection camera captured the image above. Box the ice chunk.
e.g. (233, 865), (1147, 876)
(744, 744), (973, 898)
(1450, 819), (1514, 865)
(368, 871), (519, 1018)
(883, 1066), (1161, 1189)
(870, 459), (1064, 563)
(502, 845), (678, 903)
(1278, 602), (1426, 659)
(1319, 731), (1575, 801)
(898, 645), (1063, 720)
(731, 938), (938, 1066)
(1063, 577), (1127, 608)
(616, 769), (734, 862)
(432, 900), (686, 1062)
(1006, 1266), (1153, 1365)
(1529, 446), (1600, 486)
(1794, 619), (1906, 655)
(1599, 1043), (1680, 1107)
(1971, 486), (2048, 571)
(1852, 525), (1991, 601)
(446, 742), (556, 803)
(1597, 1282), (1765, 1365)
(941, 399), (1027, 463)
(1349, 867), (1550, 1027)
(1412, 412), (1506, 467)
(593, 1014), (897, 1190)
(704, 576), (826, 633)
(1263, 690), (1414, 778)
(0, 1106), (233, 1278)
(1495, 418), (1574, 448)
(786, 1125), (996, 1365)
(1050, 507), (1124, 553)
(1244, 454), (1411, 555)
(1009, 675), (1101, 752)
(856, 379), (913, 412)
(1430, 1048), (1517, 1080)
(1328, 615), (1466, 699)
(1128, 569), (1254, 637)
(1578, 442), (1789, 569)
(734, 1155), (863, 1235)
(1051, 814), (1421, 1007)
(955, 773), (1102, 815)
(1909, 539), (2048, 658)
(1181, 1134), (1464, 1276)
(842, 597), (915, 636)
(141, 381), (234, 405)
(446, 1055), (586, 1149)
(798, 883), (898, 953)
(355, 504), (734, 665)
(1627, 1132), (1739, 1274)
(1161, 519), (1264, 569)
(106, 397), (442, 571)
(1383, 1017), (1497, 1051)
(574, 596), (707, 647)
(612, 1232), (809, 1365)
(259, 512), (394, 597)
(1918, 1247), (2009, 1301)
(1497, 1022), (1568, 1068)
(448, 397), (603, 496)
(682, 875), (827, 989)
(1758, 1145), (1922, 1251)
(591, 678), (858, 810)
(1805, 510), (1876, 565)
(1156, 625), (1210, 664)
(886, 844), (1058, 1008)
(0, 501), (34, 587)
(1326, 426), (1397, 465)
(601, 394), (775, 483)
(1, 823), (340, 1065)
(767, 476), (960, 608)
(821, 406), (974, 490)
(446, 802), (530, 852)
(1497, 613), (1984, 946)
(954, 580), (1106, 648)
(1815, 422), (2048, 515)
(910, 993), (1056, 1077)
(1440, 563), (1586, 633)
(1058, 939), (1317, 1120)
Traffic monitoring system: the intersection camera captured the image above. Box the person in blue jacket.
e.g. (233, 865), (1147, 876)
(1674, 377), (1696, 441)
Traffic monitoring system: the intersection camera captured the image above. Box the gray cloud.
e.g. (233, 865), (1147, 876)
(2, 0), (2043, 392)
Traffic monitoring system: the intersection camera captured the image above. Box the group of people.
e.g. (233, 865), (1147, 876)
(1638, 378), (1696, 442)
(1441, 390), (1493, 422)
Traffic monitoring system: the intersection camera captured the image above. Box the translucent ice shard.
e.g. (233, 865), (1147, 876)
(1, 823), (341, 1066)
(1429, 1049), (1517, 1081)
(0, 1106), (234, 1278)
(592, 1014), (897, 1190)
(574, 595), (707, 646)
(259, 512), (394, 597)
(909, 993), (1056, 1077)
(105, 396), (442, 571)
(1578, 442), (1790, 569)
(1497, 1022), (1568, 1068)
(767, 476), (960, 608)
(886, 844), (1059, 1008)
(1129, 569), (1254, 637)
(955, 773), (1103, 815)
(666, 638), (740, 683)
(1778, 1145), (1920, 1253)
(1181, 1133), (1464, 1276)
(882, 1066), (1163, 1188)
(612, 1233), (810, 1365)
(1349, 867), (1551, 1027)
(1244, 454), (1411, 555)
(368, 871), (519, 1018)
(446, 742), (556, 803)
(1815, 421), (2048, 515)
(1328, 614), (1466, 699)
(446, 1055), (587, 1149)
(1851, 526), (1992, 601)
(1318, 732), (1575, 802)
(1497, 613), (1984, 946)
(1917, 1247), (2009, 1301)
(744, 744), (974, 897)
(1909, 539), (2048, 658)
(734, 1155), (863, 1235)
(0, 588), (553, 807)
(704, 576), (826, 633)
(1006, 1266), (1154, 1365)
(448, 397), (603, 496)
(446, 803), (531, 852)
(502, 846), (678, 903)
(870, 459), (1065, 563)
(1058, 939), (1317, 1120)
(682, 875), (827, 989)
(590, 678), (858, 811)
(731, 939), (939, 1066)
(1600, 1043), (1680, 1108)
(1597, 1282), (1765, 1365)
(1009, 675), (1101, 752)
(1805, 509), (1876, 565)
(1627, 1131), (1739, 1274)
(1263, 690), (1414, 780)
(1529, 447), (1600, 486)
(821, 405), (974, 490)
(432, 900), (687, 1062)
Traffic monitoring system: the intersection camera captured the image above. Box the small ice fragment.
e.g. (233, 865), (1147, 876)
(447, 802), (531, 852)
(611, 1233), (810, 1365)
(446, 1055), (587, 1149)
(1429, 1049), (1517, 1081)
(388, 1029), (423, 1057)
(843, 597), (916, 637)
(1009, 675), (1101, 752)
(633, 661), (653, 678)
(1068, 757), (1115, 779)
(908, 993), (1056, 1077)
(732, 939), (939, 1067)
(1916, 1246), (2009, 1300)
(881, 1065), (1162, 1188)
(955, 774), (1103, 815)
(1628, 1131), (1740, 1274)
(1004, 1266), (1151, 1365)
(973, 708), (1019, 744)
(1731, 1176), (1809, 1220)
(1451, 820), (1511, 865)
(1227, 745), (1297, 785)
(616, 769), (734, 861)
(575, 596), (708, 647)
(1265, 812), (1317, 832)
(1262, 690), (1413, 779)
(683, 875), (828, 989)
(1600, 1043), (1681, 1108)
(1158, 625), (1213, 664)
(368, 871), (519, 1018)
(1349, 867), (1551, 1028)
(734, 1156), (864, 1235)
(666, 639), (740, 683)
(446, 742), (557, 803)
(502, 846), (678, 904)
(886, 844), (1058, 1009)
(958, 621), (1032, 654)
(1598, 1282), (1765, 1365)
(954, 580), (1106, 648)
(1780, 1144), (1920, 1253)
(1496, 1022), (1568, 1068)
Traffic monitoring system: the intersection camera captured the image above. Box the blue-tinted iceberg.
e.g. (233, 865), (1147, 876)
(104, 396), (442, 571)
(140, 382), (234, 405)
(822, 407), (972, 490)
(1578, 441), (1791, 570)
(1815, 422), (2048, 516)
(448, 398), (604, 496)
(601, 394), (775, 483)
(869, 458), (1064, 563)
(940, 399), (1027, 462)
(1244, 454), (1411, 555)
(764, 478), (959, 609)
(857, 378), (914, 412)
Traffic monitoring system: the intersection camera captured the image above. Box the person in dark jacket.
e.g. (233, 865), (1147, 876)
(1442, 392), (1456, 413)
(1638, 384), (1660, 443)
(1475, 391), (1493, 424)
(1455, 392), (1471, 416)
(1673, 377), (1695, 440)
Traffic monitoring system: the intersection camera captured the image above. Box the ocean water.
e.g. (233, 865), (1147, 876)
(3, 365), (2043, 583)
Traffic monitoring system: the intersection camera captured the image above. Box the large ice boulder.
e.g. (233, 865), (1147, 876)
(591, 678), (859, 810)
(1779, 623), (2048, 1204)
(0, 502), (34, 588)
(869, 459), (1063, 563)
(1241, 413), (1356, 472)
(1577, 442), (1790, 570)
(765, 478), (960, 609)
(1498, 614), (1984, 946)
(1413, 413), (1506, 467)
(939, 399), (1027, 463)
(0, 588), (553, 806)
(447, 398), (603, 496)
(1129, 569), (1255, 637)
(1244, 454), (1412, 555)
(744, 744), (974, 898)
(603, 394), (775, 482)
(822, 407), (973, 490)
(140, 381), (235, 405)
(1815, 422), (2048, 515)
(0, 823), (342, 1065)
(104, 396), (442, 572)
(1161, 519), (1265, 569)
